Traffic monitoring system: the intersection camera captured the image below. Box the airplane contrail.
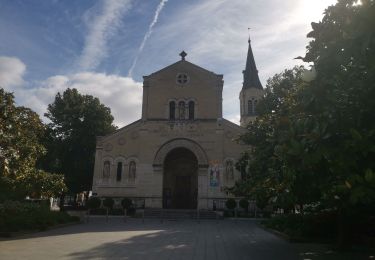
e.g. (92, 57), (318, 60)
(127, 0), (168, 77)
(78, 0), (131, 71)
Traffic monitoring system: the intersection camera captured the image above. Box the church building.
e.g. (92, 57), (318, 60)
(91, 39), (264, 210)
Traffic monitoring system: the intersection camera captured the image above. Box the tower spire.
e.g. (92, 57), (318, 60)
(239, 34), (265, 127)
(242, 35), (262, 90)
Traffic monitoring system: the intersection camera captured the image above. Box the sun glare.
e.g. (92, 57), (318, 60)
(298, 0), (338, 23)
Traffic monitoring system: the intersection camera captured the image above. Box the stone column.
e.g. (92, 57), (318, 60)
(142, 77), (150, 120)
(150, 165), (163, 208)
(197, 166), (208, 209)
(92, 138), (103, 195)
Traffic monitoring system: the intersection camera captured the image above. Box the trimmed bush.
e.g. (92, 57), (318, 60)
(87, 197), (101, 209)
(239, 199), (249, 211)
(103, 198), (114, 209)
(121, 198), (132, 209)
(225, 198), (237, 210)
(262, 213), (337, 240)
(88, 208), (134, 216)
(0, 201), (78, 233)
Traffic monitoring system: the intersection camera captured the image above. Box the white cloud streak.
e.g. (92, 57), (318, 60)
(127, 0), (168, 77)
(140, 0), (336, 124)
(1, 0), (337, 127)
(77, 0), (132, 71)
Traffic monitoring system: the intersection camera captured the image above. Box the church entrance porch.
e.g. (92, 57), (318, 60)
(163, 147), (198, 209)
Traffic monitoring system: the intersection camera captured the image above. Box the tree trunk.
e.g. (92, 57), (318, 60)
(59, 193), (65, 212)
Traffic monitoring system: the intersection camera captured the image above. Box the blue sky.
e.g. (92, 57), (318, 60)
(0, 0), (336, 126)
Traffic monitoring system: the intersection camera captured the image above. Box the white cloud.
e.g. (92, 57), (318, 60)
(0, 56), (142, 127)
(32, 73), (143, 127)
(1, 0), (338, 127)
(141, 0), (336, 123)
(227, 114), (241, 125)
(0, 56), (26, 89)
(77, 0), (132, 71)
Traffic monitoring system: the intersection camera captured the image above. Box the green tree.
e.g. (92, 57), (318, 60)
(234, 0), (375, 248)
(232, 66), (312, 209)
(293, 0), (375, 246)
(103, 197), (114, 209)
(0, 89), (45, 177)
(41, 88), (116, 193)
(87, 197), (101, 209)
(0, 88), (66, 200)
(121, 198), (133, 209)
(18, 169), (67, 198)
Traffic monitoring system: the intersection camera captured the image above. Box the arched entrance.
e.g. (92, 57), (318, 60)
(162, 148), (198, 209)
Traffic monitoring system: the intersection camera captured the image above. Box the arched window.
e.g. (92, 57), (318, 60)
(116, 162), (122, 182)
(248, 100), (253, 115)
(128, 161), (136, 183)
(169, 101), (175, 120)
(254, 100), (258, 114)
(103, 161), (110, 178)
(248, 99), (258, 115)
(225, 160), (234, 181)
(178, 101), (185, 120)
(188, 101), (195, 120)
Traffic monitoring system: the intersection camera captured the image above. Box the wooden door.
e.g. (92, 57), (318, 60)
(174, 176), (191, 209)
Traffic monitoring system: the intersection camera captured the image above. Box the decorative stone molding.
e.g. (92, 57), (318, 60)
(131, 131), (139, 139)
(114, 156), (126, 164)
(117, 137), (126, 145)
(153, 138), (208, 167)
(225, 131), (234, 139)
(102, 156), (114, 164)
(104, 143), (113, 151)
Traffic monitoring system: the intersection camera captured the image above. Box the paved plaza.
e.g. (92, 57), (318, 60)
(0, 218), (301, 260)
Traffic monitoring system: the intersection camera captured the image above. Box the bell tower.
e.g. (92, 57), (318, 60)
(239, 37), (264, 127)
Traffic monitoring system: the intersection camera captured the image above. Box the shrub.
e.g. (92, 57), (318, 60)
(226, 198), (237, 210)
(103, 198), (114, 209)
(88, 208), (131, 216)
(121, 198), (132, 209)
(239, 199), (249, 211)
(0, 201), (78, 233)
(88, 208), (107, 215)
(262, 213), (337, 240)
(87, 197), (101, 209)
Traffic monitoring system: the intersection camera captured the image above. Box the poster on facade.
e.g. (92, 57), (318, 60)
(209, 163), (220, 187)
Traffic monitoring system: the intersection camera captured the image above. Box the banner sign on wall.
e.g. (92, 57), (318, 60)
(209, 160), (220, 187)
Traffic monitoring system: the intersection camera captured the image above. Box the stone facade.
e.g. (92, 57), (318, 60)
(239, 87), (264, 126)
(92, 43), (264, 209)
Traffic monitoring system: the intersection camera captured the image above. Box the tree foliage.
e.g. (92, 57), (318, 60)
(0, 88), (66, 200)
(225, 198), (237, 210)
(121, 198), (133, 209)
(103, 197), (114, 209)
(0, 89), (45, 178)
(233, 66), (309, 210)
(298, 0), (375, 209)
(87, 197), (101, 209)
(18, 169), (67, 198)
(233, 0), (375, 246)
(40, 88), (116, 193)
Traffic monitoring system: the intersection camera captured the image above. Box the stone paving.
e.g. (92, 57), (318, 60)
(0, 218), (300, 260)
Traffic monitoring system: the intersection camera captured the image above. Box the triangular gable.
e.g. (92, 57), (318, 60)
(144, 60), (221, 78)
